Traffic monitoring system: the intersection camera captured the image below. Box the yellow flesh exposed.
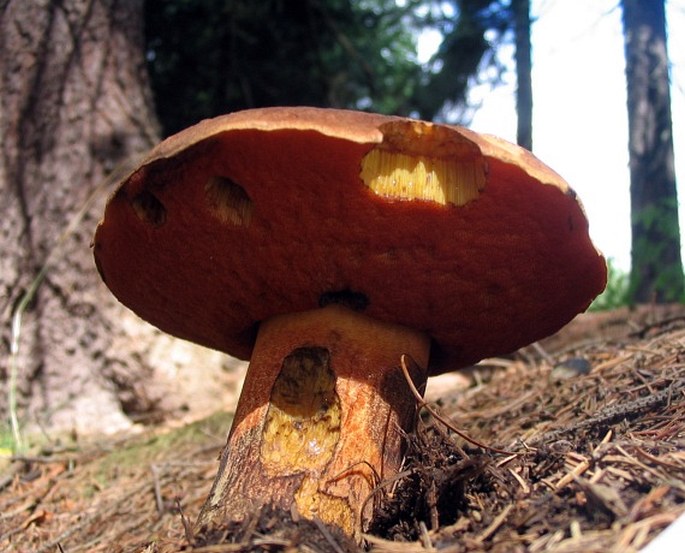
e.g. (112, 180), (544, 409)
(260, 348), (341, 474)
(260, 347), (349, 530)
(360, 148), (484, 206)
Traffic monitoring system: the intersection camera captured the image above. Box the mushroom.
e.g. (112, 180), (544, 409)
(93, 107), (606, 537)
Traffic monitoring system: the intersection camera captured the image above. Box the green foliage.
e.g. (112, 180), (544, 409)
(629, 198), (685, 303)
(412, 0), (512, 122)
(0, 425), (14, 456)
(144, 0), (513, 135)
(589, 258), (629, 311)
(94, 411), (233, 482)
(145, 0), (425, 135)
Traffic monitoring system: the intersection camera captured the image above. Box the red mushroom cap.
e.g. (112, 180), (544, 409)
(93, 107), (607, 375)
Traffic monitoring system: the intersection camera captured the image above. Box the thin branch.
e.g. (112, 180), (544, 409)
(400, 355), (515, 456)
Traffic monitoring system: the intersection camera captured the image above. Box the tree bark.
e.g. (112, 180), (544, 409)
(622, 0), (683, 303)
(0, 0), (231, 436)
(513, 0), (533, 151)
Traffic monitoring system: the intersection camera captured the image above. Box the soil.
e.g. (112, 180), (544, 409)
(1, 305), (684, 552)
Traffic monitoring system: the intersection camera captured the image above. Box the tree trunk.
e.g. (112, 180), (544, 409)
(621, 0), (683, 303)
(513, 0), (533, 151)
(0, 0), (234, 438)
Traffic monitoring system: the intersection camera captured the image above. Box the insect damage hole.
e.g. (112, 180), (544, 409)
(360, 121), (486, 206)
(259, 347), (348, 528)
(319, 289), (369, 312)
(260, 347), (341, 475)
(131, 190), (166, 226)
(205, 176), (254, 226)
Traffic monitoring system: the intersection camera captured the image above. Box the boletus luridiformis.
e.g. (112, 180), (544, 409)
(93, 107), (606, 539)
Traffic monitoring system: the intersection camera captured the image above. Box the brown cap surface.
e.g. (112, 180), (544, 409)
(93, 107), (606, 375)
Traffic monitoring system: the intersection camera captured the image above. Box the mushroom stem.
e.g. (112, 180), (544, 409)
(195, 304), (430, 537)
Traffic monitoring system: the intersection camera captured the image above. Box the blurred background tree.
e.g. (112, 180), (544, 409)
(512, 0), (532, 151)
(1, 0), (162, 439)
(621, 0), (683, 303)
(144, 0), (516, 135)
(145, 0), (421, 135)
(405, 0), (512, 121)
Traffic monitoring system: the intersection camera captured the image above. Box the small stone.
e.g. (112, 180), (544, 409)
(550, 357), (592, 381)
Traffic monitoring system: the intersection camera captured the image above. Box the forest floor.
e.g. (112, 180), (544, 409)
(1, 305), (685, 552)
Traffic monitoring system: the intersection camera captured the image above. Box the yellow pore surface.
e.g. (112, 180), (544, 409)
(360, 148), (484, 206)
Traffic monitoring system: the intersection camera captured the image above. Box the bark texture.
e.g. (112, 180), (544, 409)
(622, 0), (683, 303)
(0, 0), (234, 435)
